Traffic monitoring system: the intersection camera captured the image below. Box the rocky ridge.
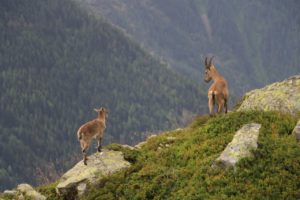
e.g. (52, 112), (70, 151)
(56, 150), (130, 198)
(237, 75), (300, 114)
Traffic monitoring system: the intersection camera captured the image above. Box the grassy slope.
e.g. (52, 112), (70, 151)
(37, 111), (300, 199)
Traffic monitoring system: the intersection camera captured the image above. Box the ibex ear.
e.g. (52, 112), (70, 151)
(205, 57), (211, 69)
(209, 56), (214, 66)
(94, 108), (99, 112)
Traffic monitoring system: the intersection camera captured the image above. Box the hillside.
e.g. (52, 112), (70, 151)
(0, 0), (206, 190)
(84, 112), (299, 200)
(4, 76), (298, 200)
(16, 111), (298, 200)
(74, 0), (300, 98)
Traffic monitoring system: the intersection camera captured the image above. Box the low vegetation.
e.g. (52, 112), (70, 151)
(8, 111), (298, 200)
(75, 111), (299, 200)
(37, 182), (62, 200)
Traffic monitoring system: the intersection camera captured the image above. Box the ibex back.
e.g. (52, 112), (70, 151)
(204, 56), (229, 116)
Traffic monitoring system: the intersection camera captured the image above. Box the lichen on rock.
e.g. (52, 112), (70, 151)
(237, 75), (300, 115)
(214, 123), (261, 169)
(14, 183), (46, 200)
(56, 150), (130, 198)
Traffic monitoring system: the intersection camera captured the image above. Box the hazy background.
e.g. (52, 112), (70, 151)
(76, 0), (300, 98)
(0, 0), (299, 190)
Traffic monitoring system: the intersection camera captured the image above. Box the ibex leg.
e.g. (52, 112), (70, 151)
(96, 135), (102, 152)
(224, 99), (228, 114)
(81, 141), (89, 165)
(217, 101), (224, 113)
(208, 92), (215, 116)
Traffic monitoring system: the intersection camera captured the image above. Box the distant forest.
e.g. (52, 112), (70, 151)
(0, 0), (206, 189)
(77, 0), (300, 97)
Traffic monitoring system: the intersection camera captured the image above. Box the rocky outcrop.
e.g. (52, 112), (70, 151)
(293, 120), (300, 141)
(56, 150), (130, 199)
(214, 123), (261, 168)
(237, 75), (300, 115)
(2, 183), (46, 200)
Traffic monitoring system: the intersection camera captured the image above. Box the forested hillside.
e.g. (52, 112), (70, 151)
(0, 0), (206, 190)
(75, 0), (300, 98)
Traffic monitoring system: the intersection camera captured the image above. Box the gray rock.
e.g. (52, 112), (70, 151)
(293, 120), (300, 141)
(166, 136), (176, 141)
(135, 141), (147, 149)
(18, 194), (25, 200)
(56, 150), (130, 198)
(76, 182), (87, 196)
(148, 134), (157, 139)
(3, 190), (17, 196)
(121, 144), (135, 150)
(134, 134), (163, 149)
(237, 75), (300, 115)
(214, 123), (261, 168)
(17, 183), (33, 193)
(16, 183), (46, 200)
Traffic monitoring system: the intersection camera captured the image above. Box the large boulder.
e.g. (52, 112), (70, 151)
(237, 75), (300, 115)
(56, 150), (130, 199)
(214, 123), (261, 168)
(2, 183), (46, 200)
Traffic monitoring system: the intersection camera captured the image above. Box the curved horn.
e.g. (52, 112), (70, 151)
(209, 56), (214, 66)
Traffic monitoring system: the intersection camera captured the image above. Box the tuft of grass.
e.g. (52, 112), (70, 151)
(37, 182), (62, 200)
(83, 111), (299, 200)
(0, 194), (15, 200)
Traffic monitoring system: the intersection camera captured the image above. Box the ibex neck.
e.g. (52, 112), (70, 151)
(211, 69), (222, 81)
(97, 113), (106, 121)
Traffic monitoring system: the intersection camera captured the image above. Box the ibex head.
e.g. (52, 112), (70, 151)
(204, 56), (214, 83)
(94, 107), (109, 118)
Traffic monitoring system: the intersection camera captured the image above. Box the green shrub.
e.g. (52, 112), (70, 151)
(37, 182), (62, 200)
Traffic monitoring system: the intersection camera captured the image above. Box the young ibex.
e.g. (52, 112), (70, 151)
(77, 107), (108, 165)
(204, 56), (229, 116)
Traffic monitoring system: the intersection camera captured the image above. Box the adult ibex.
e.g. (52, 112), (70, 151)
(204, 56), (229, 116)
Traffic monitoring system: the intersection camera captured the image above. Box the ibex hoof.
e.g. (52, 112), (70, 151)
(97, 147), (102, 152)
(83, 160), (87, 165)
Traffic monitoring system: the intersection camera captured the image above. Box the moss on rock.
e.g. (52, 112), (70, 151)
(55, 150), (130, 198)
(238, 75), (300, 114)
(214, 123), (261, 168)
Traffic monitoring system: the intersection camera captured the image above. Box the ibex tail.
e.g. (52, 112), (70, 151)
(211, 91), (216, 105)
(77, 130), (82, 140)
